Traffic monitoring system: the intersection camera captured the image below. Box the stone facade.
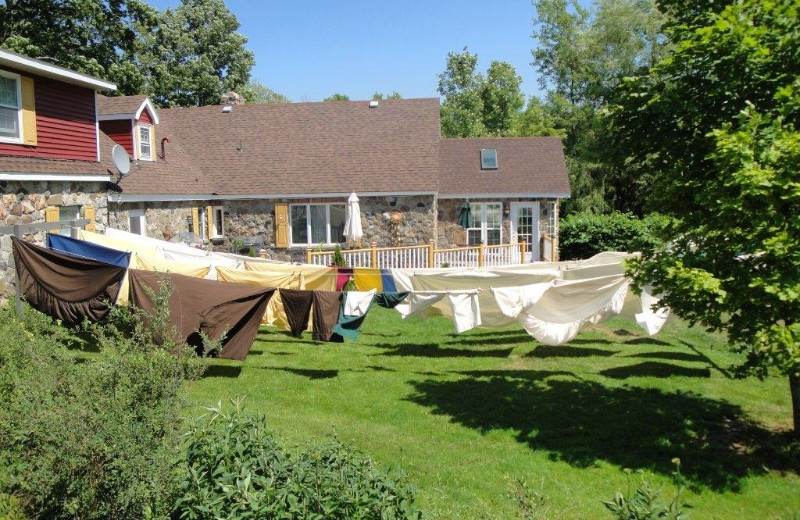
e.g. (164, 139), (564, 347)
(0, 180), (108, 302)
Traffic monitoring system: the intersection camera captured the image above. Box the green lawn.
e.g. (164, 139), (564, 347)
(183, 307), (799, 520)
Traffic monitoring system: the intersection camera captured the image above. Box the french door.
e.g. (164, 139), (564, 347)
(510, 202), (540, 262)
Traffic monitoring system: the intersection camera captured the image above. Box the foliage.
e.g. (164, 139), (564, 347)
(372, 91), (402, 100)
(324, 93), (351, 102)
(612, 0), (800, 431)
(0, 0), (159, 94)
(603, 461), (687, 520)
(332, 244), (347, 267)
(243, 80), (291, 104)
(174, 399), (422, 520)
(144, 0), (255, 107)
(559, 211), (670, 260)
(530, 0), (668, 214)
(437, 47), (523, 137)
(508, 477), (550, 520)
(0, 280), (202, 519)
(0, 493), (27, 520)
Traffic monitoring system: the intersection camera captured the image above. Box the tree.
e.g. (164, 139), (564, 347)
(324, 93), (350, 102)
(611, 0), (800, 433)
(243, 80), (290, 104)
(0, 0), (159, 95)
(372, 91), (402, 100)
(530, 0), (668, 214)
(437, 47), (523, 138)
(144, 0), (254, 107)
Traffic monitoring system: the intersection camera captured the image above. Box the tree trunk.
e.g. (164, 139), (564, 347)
(791, 373), (800, 438)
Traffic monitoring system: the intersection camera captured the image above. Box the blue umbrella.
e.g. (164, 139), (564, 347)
(458, 199), (472, 228)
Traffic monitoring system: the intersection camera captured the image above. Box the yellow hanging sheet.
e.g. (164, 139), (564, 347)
(216, 267), (303, 329)
(353, 268), (383, 292)
(243, 261), (336, 290)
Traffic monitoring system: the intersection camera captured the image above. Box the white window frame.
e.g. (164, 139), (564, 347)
(128, 209), (146, 236)
(466, 201), (503, 245)
(289, 203), (346, 246)
(480, 148), (498, 170)
(0, 70), (23, 144)
(210, 205), (224, 238)
(137, 124), (153, 161)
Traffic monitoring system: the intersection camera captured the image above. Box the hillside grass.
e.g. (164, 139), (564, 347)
(183, 307), (799, 519)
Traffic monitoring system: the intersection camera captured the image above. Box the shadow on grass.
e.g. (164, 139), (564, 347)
(562, 338), (616, 346)
(600, 361), (711, 379)
(263, 367), (339, 380)
(446, 334), (533, 347)
(406, 370), (798, 492)
(624, 351), (704, 362)
(526, 345), (619, 358)
(374, 342), (513, 358)
(202, 365), (242, 378)
(625, 337), (674, 347)
(366, 365), (396, 372)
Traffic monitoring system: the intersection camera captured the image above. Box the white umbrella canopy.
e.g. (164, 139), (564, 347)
(343, 191), (364, 244)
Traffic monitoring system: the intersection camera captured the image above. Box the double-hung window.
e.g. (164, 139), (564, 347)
(290, 203), (345, 245)
(0, 71), (22, 143)
(138, 124), (153, 160)
(467, 202), (502, 245)
(210, 206), (224, 238)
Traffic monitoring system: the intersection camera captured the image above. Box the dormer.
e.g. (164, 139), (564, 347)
(97, 95), (160, 162)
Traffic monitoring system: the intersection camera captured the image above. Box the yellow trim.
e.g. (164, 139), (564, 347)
(205, 205), (213, 240)
(20, 76), (37, 146)
(45, 206), (59, 233)
(83, 205), (96, 232)
(191, 207), (199, 236)
(275, 203), (288, 248)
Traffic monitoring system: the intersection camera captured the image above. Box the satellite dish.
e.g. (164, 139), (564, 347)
(111, 144), (131, 177)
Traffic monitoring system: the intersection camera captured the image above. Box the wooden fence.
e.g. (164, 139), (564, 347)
(307, 241), (531, 269)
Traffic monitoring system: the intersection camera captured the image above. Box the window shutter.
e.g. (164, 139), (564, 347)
(275, 203), (288, 248)
(83, 205), (96, 232)
(20, 76), (37, 146)
(191, 207), (199, 236)
(45, 206), (59, 233)
(205, 205), (213, 239)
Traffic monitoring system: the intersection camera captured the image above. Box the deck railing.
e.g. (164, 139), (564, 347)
(307, 241), (530, 269)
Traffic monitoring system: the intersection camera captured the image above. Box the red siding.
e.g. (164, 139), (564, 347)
(138, 110), (152, 125)
(0, 70), (99, 161)
(100, 119), (134, 156)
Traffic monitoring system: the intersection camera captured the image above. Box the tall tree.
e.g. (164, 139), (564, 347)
(243, 80), (290, 104)
(144, 0), (254, 107)
(0, 0), (159, 95)
(611, 0), (800, 433)
(437, 47), (523, 138)
(530, 0), (667, 214)
(323, 93), (350, 102)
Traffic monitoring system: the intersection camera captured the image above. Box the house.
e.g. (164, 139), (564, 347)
(0, 49), (116, 297)
(102, 96), (570, 262)
(1, 49), (570, 299)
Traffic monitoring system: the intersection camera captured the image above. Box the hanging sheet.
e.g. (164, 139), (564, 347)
(216, 267), (302, 329)
(12, 236), (127, 325)
(127, 269), (274, 360)
(47, 233), (131, 268)
(245, 261), (336, 291)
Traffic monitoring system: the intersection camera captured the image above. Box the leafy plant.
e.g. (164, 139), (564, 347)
(559, 211), (671, 260)
(0, 278), (202, 520)
(175, 399), (422, 520)
(603, 460), (687, 520)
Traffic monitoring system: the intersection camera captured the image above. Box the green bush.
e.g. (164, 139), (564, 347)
(0, 280), (203, 520)
(175, 400), (422, 520)
(559, 212), (671, 261)
(603, 462), (687, 520)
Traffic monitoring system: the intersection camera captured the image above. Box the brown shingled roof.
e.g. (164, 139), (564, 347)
(155, 98), (441, 196)
(0, 155), (108, 177)
(439, 137), (570, 197)
(96, 94), (149, 116)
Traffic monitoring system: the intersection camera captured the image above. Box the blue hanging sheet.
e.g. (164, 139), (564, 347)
(47, 233), (131, 268)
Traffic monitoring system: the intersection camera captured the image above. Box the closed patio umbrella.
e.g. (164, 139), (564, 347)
(458, 199), (472, 228)
(344, 192), (363, 244)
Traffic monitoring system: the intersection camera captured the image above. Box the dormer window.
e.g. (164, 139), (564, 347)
(481, 148), (497, 169)
(137, 124), (153, 161)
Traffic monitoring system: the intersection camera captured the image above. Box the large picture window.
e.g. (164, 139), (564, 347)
(467, 202), (502, 245)
(0, 71), (22, 142)
(290, 203), (345, 245)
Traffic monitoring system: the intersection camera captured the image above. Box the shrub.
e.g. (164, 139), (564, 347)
(0, 279), (203, 520)
(603, 461), (687, 520)
(175, 399), (422, 520)
(559, 212), (671, 261)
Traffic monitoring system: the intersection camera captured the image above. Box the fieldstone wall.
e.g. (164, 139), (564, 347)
(0, 180), (108, 302)
(108, 201), (194, 241)
(359, 195), (436, 247)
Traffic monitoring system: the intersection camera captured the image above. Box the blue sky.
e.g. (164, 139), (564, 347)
(147, 0), (546, 102)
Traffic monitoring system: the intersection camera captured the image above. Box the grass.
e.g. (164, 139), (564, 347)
(183, 307), (800, 520)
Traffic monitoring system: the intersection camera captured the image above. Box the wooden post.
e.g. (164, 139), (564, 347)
(14, 224), (23, 316)
(305, 247), (312, 264)
(370, 242), (378, 268)
(520, 240), (527, 264)
(478, 243), (485, 267)
(428, 240), (435, 268)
